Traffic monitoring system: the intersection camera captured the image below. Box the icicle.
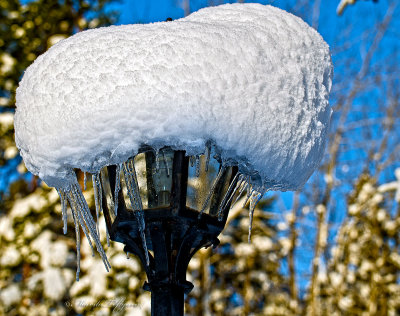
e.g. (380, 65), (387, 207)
(242, 176), (253, 207)
(83, 172), (87, 191)
(190, 155), (195, 167)
(248, 190), (264, 243)
(135, 212), (149, 266)
(230, 177), (247, 210)
(66, 182), (111, 271)
(92, 172), (102, 237)
(122, 159), (150, 265)
(162, 149), (170, 177)
(199, 165), (226, 218)
(114, 164), (121, 216)
(56, 188), (68, 234)
(195, 155), (201, 177)
(105, 226), (111, 247)
(247, 176), (252, 197)
(71, 210), (81, 281)
(248, 192), (259, 243)
(122, 159), (142, 210)
(73, 184), (98, 258)
(66, 188), (96, 257)
(93, 172), (103, 215)
(205, 142), (211, 172)
(75, 185), (107, 264)
(155, 148), (160, 172)
(243, 189), (254, 208)
(217, 173), (241, 221)
(75, 183), (111, 270)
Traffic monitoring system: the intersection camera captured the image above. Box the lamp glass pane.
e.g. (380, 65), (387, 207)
(145, 148), (174, 208)
(186, 149), (234, 215)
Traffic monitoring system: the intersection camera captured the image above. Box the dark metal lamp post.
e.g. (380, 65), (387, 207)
(100, 146), (238, 316)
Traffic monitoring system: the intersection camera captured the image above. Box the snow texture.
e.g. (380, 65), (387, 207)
(15, 3), (333, 191)
(0, 284), (21, 308)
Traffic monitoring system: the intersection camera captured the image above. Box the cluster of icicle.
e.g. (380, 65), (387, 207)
(56, 145), (267, 280)
(215, 172), (266, 238)
(192, 143), (267, 241)
(56, 157), (150, 281)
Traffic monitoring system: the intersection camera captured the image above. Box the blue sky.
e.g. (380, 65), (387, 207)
(117, 0), (186, 23)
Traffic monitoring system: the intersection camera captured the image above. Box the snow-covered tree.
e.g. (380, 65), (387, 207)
(309, 173), (400, 315)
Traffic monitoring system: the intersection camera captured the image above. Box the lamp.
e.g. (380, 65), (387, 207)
(99, 146), (238, 315)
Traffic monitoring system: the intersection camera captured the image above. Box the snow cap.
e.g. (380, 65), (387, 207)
(15, 3), (333, 190)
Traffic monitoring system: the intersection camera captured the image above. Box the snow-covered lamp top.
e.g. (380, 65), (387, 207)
(14, 3), (333, 191)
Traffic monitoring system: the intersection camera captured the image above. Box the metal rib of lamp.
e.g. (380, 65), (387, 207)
(14, 3), (333, 316)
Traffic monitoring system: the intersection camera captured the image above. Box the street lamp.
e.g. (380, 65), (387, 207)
(14, 3), (333, 316)
(99, 145), (238, 315)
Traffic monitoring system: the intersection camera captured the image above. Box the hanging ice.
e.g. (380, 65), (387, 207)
(242, 176), (253, 208)
(155, 148), (160, 172)
(122, 158), (150, 265)
(199, 165), (226, 217)
(161, 149), (170, 177)
(93, 171), (111, 246)
(248, 190), (264, 243)
(60, 181), (111, 276)
(195, 156), (201, 177)
(71, 208), (81, 281)
(114, 164), (121, 216)
(231, 178), (247, 210)
(66, 187), (95, 257)
(204, 141), (211, 172)
(92, 172), (102, 237)
(217, 172), (241, 220)
(56, 188), (68, 234)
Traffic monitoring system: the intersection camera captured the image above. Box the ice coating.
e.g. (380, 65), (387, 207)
(14, 3), (333, 191)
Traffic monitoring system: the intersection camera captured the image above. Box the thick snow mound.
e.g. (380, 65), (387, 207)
(15, 3), (333, 190)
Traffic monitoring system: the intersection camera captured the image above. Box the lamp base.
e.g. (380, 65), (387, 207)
(111, 208), (224, 316)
